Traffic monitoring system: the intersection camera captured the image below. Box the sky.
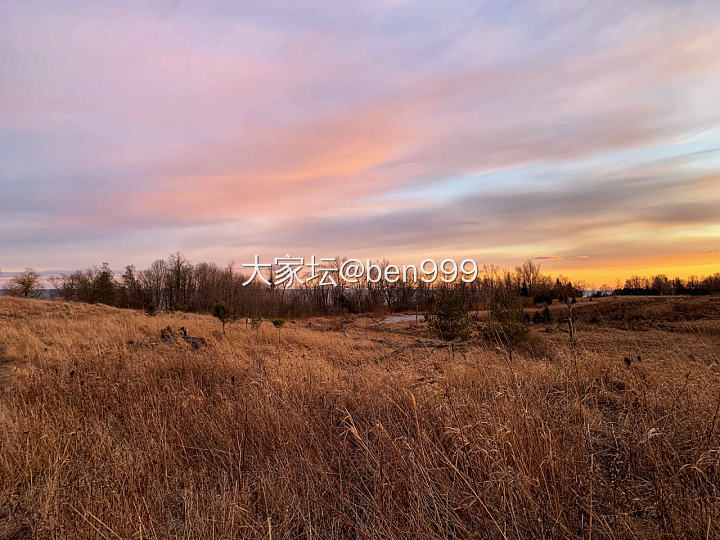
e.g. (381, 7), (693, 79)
(1, 0), (720, 286)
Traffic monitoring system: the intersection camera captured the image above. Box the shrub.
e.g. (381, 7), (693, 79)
(483, 292), (530, 360)
(272, 318), (285, 341)
(212, 302), (235, 334)
(272, 318), (285, 328)
(428, 287), (473, 341)
(250, 315), (264, 342)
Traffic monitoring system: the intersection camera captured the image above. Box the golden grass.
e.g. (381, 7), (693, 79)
(1, 296), (719, 538)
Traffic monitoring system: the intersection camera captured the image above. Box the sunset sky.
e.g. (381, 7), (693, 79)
(2, 0), (720, 286)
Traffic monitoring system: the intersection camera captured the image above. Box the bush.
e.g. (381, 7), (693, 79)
(272, 318), (285, 342)
(428, 287), (474, 341)
(533, 294), (552, 305)
(272, 318), (285, 329)
(212, 302), (235, 333)
(483, 292), (530, 359)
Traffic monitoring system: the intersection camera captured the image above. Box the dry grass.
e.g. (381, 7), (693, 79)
(1, 296), (719, 538)
(569, 295), (720, 330)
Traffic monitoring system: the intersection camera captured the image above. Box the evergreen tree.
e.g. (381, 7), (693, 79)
(93, 263), (115, 305)
(520, 281), (529, 297)
(213, 302), (235, 334)
(428, 287), (473, 341)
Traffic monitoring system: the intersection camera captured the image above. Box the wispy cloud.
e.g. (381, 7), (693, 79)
(2, 0), (720, 285)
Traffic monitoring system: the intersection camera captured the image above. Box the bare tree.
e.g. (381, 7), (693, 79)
(4, 268), (43, 298)
(515, 259), (542, 296)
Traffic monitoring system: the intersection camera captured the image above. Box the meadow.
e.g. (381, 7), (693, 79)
(1, 295), (719, 538)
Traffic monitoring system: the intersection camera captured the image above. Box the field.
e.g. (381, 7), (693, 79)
(1, 296), (719, 538)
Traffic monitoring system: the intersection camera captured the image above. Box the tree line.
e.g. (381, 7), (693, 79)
(0, 255), (589, 318)
(614, 274), (720, 296)
(13, 255), (719, 317)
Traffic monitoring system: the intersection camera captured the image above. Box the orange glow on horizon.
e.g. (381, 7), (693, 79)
(544, 258), (720, 288)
